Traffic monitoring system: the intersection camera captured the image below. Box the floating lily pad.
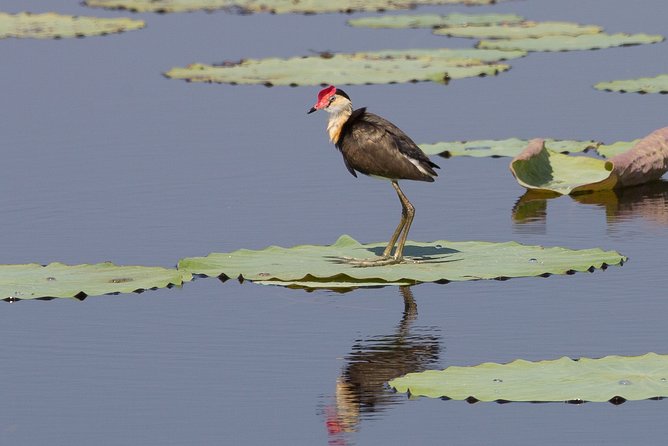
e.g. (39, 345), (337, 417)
(0, 12), (144, 39)
(0, 262), (192, 301)
(348, 13), (524, 29)
(595, 74), (668, 94)
(164, 48), (524, 86)
(435, 21), (602, 39)
(596, 140), (638, 158)
(510, 128), (668, 194)
(390, 353), (668, 403)
(510, 140), (615, 195)
(420, 138), (597, 158)
(355, 48), (526, 62)
(84, 0), (500, 14)
(177, 235), (625, 289)
(478, 33), (664, 52)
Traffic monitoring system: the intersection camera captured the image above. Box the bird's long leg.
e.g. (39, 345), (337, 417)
(382, 180), (408, 258)
(390, 181), (415, 262)
(342, 181), (416, 267)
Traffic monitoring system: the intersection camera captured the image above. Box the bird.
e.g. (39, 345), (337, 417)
(308, 85), (439, 266)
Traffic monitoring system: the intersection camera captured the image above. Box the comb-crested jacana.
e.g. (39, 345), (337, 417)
(308, 86), (439, 266)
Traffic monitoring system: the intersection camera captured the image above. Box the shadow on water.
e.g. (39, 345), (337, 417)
(512, 180), (668, 234)
(321, 286), (442, 445)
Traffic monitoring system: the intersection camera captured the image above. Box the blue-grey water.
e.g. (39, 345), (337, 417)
(1, 0), (668, 444)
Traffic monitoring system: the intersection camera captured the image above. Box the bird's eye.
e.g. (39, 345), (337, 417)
(329, 96), (336, 103)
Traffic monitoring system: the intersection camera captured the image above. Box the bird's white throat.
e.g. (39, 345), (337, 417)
(326, 103), (353, 144)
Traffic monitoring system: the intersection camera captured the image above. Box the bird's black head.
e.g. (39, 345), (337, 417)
(335, 88), (350, 100)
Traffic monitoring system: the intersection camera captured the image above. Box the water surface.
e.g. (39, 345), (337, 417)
(1, 0), (668, 444)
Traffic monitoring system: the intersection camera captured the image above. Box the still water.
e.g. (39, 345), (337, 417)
(1, 0), (667, 444)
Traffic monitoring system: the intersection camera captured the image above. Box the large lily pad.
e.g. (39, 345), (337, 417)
(348, 13), (524, 29)
(478, 33), (664, 52)
(164, 48), (525, 86)
(84, 0), (501, 14)
(511, 128), (668, 195)
(0, 262), (192, 301)
(435, 21), (602, 39)
(390, 352), (668, 403)
(177, 235), (625, 289)
(420, 138), (597, 158)
(595, 74), (668, 94)
(0, 12), (144, 39)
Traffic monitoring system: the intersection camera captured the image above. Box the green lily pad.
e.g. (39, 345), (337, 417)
(510, 140), (616, 195)
(420, 138), (597, 158)
(0, 262), (192, 301)
(0, 11), (144, 39)
(596, 140), (639, 158)
(390, 352), (668, 403)
(177, 235), (626, 289)
(435, 21), (602, 39)
(84, 0), (500, 14)
(595, 74), (668, 94)
(348, 13), (524, 29)
(478, 32), (664, 52)
(164, 48), (524, 86)
(353, 48), (526, 62)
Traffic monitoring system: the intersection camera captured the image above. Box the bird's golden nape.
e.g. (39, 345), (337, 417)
(307, 85), (440, 266)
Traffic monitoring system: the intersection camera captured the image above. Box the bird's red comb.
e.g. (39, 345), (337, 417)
(316, 85), (337, 107)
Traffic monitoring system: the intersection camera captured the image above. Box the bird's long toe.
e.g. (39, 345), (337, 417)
(341, 256), (404, 267)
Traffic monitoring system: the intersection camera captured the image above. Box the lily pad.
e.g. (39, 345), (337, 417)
(510, 140), (615, 195)
(0, 12), (144, 39)
(84, 0), (501, 14)
(164, 48), (524, 86)
(478, 33), (664, 52)
(177, 235), (626, 289)
(435, 21), (602, 39)
(0, 262), (192, 301)
(389, 352), (668, 403)
(420, 138), (597, 158)
(511, 128), (668, 195)
(596, 140), (639, 158)
(354, 48), (526, 62)
(595, 74), (668, 94)
(348, 13), (524, 29)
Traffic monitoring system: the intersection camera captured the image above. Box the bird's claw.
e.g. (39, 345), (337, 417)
(340, 256), (420, 267)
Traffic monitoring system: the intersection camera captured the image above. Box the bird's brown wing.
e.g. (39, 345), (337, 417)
(337, 109), (439, 181)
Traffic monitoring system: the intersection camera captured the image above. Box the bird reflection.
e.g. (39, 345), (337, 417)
(512, 180), (668, 232)
(323, 286), (441, 443)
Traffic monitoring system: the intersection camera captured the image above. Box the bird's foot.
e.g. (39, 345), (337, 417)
(340, 256), (418, 267)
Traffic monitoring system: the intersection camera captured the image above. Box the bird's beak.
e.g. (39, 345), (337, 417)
(307, 106), (317, 114)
